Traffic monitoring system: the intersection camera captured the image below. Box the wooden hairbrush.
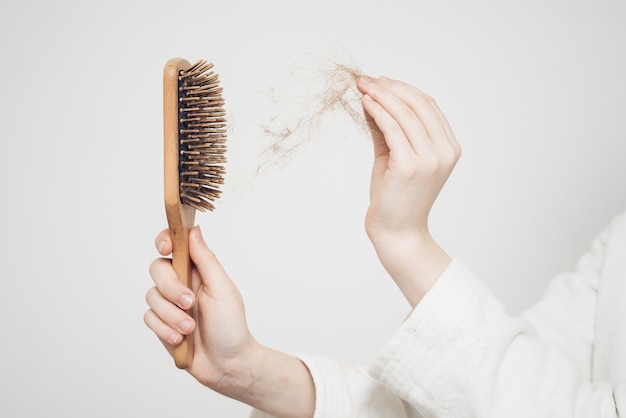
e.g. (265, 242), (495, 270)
(163, 58), (227, 369)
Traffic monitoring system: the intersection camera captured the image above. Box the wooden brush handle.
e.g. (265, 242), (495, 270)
(164, 58), (195, 369)
(167, 205), (196, 369)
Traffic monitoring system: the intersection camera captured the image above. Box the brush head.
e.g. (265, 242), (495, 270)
(164, 58), (227, 212)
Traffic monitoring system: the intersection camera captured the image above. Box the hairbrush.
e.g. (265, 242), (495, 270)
(163, 58), (227, 369)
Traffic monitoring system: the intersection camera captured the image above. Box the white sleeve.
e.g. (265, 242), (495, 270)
(369, 259), (623, 417)
(519, 220), (611, 377)
(249, 355), (418, 418)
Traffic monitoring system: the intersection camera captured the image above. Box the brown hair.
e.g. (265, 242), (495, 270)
(254, 56), (368, 174)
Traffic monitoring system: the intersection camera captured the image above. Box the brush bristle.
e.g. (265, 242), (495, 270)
(177, 60), (227, 212)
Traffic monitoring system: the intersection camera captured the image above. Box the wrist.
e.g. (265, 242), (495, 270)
(371, 231), (450, 307)
(205, 338), (261, 400)
(213, 342), (315, 418)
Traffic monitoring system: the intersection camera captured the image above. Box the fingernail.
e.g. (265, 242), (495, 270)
(359, 75), (375, 84)
(168, 333), (180, 345)
(180, 319), (192, 332)
(180, 293), (193, 309)
(158, 240), (166, 253)
(192, 225), (203, 243)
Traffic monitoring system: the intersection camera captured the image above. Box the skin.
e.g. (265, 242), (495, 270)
(359, 76), (461, 306)
(144, 75), (461, 417)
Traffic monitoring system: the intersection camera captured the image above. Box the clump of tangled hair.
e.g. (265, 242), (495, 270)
(255, 54), (369, 174)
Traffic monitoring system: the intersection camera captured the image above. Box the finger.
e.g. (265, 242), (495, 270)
(356, 75), (372, 95)
(144, 308), (183, 346)
(361, 93), (415, 159)
(361, 97), (389, 159)
(358, 76), (391, 159)
(149, 258), (195, 310)
(154, 229), (173, 256)
(425, 97), (462, 155)
(188, 226), (233, 295)
(145, 286), (195, 336)
(380, 77), (460, 153)
(359, 77), (432, 154)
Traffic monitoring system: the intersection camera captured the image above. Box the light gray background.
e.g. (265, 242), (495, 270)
(1, 0), (625, 416)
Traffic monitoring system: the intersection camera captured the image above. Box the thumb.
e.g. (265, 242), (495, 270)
(188, 226), (231, 292)
(357, 96), (387, 160)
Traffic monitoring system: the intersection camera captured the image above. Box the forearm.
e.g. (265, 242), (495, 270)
(216, 342), (316, 418)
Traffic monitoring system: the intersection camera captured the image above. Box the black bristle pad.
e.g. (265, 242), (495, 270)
(177, 60), (227, 212)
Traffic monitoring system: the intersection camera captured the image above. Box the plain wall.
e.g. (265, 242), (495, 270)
(1, 0), (625, 416)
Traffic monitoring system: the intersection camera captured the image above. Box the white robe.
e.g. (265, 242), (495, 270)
(252, 210), (626, 417)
